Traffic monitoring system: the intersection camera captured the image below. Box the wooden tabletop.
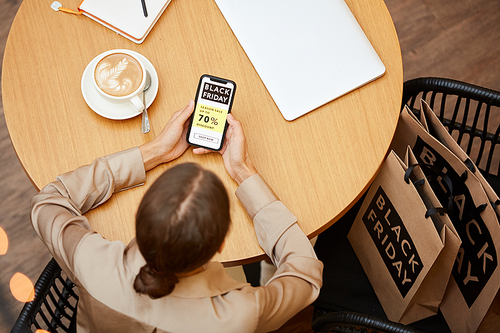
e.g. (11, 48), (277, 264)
(2, 0), (402, 265)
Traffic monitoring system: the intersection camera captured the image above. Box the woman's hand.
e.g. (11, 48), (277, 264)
(140, 100), (194, 171)
(193, 114), (257, 184)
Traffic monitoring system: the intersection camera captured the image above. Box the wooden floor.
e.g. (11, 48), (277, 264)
(1, 0), (500, 332)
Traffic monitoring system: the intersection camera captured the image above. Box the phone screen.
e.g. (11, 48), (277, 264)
(187, 75), (236, 151)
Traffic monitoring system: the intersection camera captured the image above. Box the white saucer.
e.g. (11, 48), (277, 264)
(81, 51), (159, 120)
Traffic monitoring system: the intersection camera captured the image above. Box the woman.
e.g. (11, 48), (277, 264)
(31, 100), (323, 332)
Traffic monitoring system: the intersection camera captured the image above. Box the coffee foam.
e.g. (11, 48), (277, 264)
(95, 53), (143, 97)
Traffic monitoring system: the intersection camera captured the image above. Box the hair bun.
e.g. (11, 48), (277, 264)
(134, 264), (179, 299)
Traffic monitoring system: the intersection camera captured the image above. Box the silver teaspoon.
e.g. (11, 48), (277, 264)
(141, 71), (152, 134)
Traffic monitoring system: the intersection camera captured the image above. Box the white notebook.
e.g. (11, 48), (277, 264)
(78, 0), (172, 44)
(214, 0), (386, 121)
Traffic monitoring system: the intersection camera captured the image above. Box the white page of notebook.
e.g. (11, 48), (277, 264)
(214, 0), (386, 121)
(79, 0), (171, 42)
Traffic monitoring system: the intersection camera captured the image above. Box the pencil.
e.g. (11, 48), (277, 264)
(141, 0), (148, 17)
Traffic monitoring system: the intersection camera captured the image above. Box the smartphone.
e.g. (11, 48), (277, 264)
(187, 75), (236, 151)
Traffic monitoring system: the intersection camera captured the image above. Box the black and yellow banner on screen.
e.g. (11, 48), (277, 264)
(192, 103), (227, 134)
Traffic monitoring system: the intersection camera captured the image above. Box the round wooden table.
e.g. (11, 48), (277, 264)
(2, 0), (402, 265)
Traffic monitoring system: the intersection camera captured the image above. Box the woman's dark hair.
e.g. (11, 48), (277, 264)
(134, 163), (230, 299)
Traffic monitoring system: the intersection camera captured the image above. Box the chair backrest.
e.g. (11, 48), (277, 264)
(402, 77), (500, 179)
(11, 258), (79, 333)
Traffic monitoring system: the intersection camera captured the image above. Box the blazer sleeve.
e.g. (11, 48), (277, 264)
(236, 174), (323, 332)
(30, 147), (146, 281)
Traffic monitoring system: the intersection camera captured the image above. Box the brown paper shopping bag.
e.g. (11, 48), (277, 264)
(347, 150), (459, 324)
(391, 104), (500, 333)
(404, 147), (461, 324)
(419, 101), (500, 218)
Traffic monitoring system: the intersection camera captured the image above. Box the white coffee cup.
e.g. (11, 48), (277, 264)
(92, 49), (146, 112)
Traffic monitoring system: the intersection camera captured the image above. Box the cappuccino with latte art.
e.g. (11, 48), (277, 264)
(95, 53), (143, 97)
(88, 49), (148, 113)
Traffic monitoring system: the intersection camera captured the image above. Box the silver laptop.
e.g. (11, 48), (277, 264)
(214, 0), (386, 121)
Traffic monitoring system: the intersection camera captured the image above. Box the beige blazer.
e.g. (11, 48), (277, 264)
(31, 147), (323, 333)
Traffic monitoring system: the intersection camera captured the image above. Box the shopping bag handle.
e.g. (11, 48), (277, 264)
(410, 175), (451, 218)
(406, 164), (490, 223)
(405, 163), (454, 212)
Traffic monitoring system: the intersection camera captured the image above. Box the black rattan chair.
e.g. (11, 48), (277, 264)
(312, 311), (427, 333)
(402, 77), (500, 189)
(312, 77), (500, 333)
(11, 258), (79, 333)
